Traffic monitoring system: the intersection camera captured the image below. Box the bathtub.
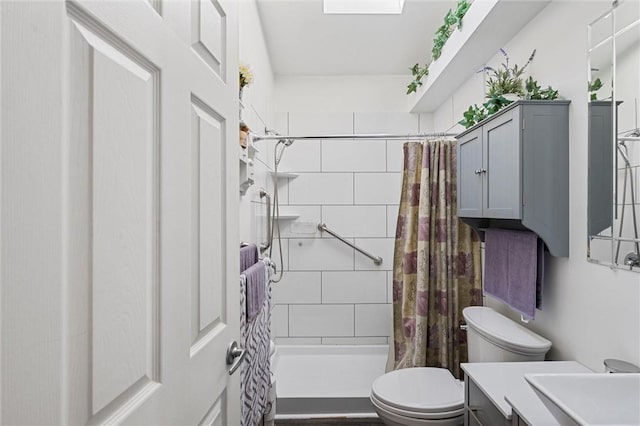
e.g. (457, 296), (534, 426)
(272, 344), (388, 419)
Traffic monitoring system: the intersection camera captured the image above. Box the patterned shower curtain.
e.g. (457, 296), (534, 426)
(392, 140), (482, 379)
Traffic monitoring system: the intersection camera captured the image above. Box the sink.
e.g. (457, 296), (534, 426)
(525, 373), (640, 425)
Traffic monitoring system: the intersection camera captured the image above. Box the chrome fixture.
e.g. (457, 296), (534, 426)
(259, 189), (272, 253)
(253, 132), (457, 142)
(226, 341), (247, 375)
(317, 223), (383, 265)
(604, 358), (640, 373)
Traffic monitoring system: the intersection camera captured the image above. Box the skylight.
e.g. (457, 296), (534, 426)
(323, 0), (406, 15)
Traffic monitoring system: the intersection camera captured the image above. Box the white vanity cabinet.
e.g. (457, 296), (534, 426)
(461, 361), (592, 426)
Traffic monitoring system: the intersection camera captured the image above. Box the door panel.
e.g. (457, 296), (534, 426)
(483, 109), (521, 219)
(1, 0), (239, 424)
(190, 96), (226, 353)
(457, 129), (484, 218)
(192, 0), (227, 79)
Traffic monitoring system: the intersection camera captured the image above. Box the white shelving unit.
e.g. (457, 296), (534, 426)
(408, 0), (550, 113)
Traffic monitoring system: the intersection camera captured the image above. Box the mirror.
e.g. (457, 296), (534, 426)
(587, 0), (640, 271)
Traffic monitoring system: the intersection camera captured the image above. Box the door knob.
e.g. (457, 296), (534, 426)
(226, 341), (247, 375)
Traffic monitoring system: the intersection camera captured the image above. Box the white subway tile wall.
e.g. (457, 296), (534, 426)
(273, 271), (322, 304)
(322, 139), (387, 172)
(277, 139), (322, 173)
(289, 304), (355, 337)
(386, 205), (399, 237)
(354, 173), (402, 205)
(354, 112), (418, 134)
(321, 205), (387, 238)
(289, 173), (354, 205)
(386, 140), (406, 172)
(322, 271), (387, 304)
(271, 111), (412, 345)
(355, 304), (393, 337)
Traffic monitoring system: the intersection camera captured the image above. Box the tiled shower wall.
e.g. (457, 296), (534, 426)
(268, 111), (433, 345)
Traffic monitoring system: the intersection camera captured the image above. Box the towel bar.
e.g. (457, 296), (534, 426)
(259, 189), (272, 253)
(317, 223), (383, 265)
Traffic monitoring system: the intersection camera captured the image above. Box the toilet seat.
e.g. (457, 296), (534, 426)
(370, 367), (464, 420)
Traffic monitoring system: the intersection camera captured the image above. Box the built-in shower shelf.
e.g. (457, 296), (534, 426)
(408, 0), (550, 113)
(277, 214), (300, 220)
(270, 171), (299, 179)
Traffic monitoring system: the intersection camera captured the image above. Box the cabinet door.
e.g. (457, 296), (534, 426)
(457, 128), (484, 217)
(483, 108), (522, 219)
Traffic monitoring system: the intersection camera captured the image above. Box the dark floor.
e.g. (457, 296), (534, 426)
(275, 417), (383, 426)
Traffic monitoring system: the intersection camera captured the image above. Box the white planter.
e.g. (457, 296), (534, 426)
(502, 93), (521, 102)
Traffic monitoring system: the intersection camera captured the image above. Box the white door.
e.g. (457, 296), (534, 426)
(0, 1), (240, 424)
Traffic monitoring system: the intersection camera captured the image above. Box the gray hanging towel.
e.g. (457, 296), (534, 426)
(240, 244), (259, 274)
(242, 260), (266, 320)
(484, 229), (542, 320)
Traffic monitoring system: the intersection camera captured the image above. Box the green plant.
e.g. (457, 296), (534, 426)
(431, 23), (453, 61)
(406, 0), (470, 94)
(432, 0), (470, 61)
(458, 95), (517, 129)
(483, 95), (513, 115)
(458, 104), (488, 129)
(525, 76), (559, 100)
(407, 63), (430, 94)
(588, 77), (603, 101)
(480, 49), (536, 97)
(454, 0), (471, 28)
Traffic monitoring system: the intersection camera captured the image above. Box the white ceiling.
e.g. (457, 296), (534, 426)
(255, 0), (457, 76)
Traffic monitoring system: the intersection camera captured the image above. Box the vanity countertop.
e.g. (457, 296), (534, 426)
(461, 361), (593, 424)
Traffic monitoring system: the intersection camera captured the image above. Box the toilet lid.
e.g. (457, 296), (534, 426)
(463, 306), (552, 354)
(371, 368), (464, 414)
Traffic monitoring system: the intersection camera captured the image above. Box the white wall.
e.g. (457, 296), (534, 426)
(432, 1), (640, 372)
(238, 0), (276, 246)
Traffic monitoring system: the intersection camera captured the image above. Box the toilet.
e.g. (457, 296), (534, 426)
(370, 306), (552, 426)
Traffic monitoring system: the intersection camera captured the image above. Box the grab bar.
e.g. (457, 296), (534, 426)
(317, 223), (383, 265)
(259, 189), (272, 253)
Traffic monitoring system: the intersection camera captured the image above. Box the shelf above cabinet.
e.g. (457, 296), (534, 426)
(408, 0), (550, 113)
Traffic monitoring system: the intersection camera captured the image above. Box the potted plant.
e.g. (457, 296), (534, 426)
(458, 51), (562, 129)
(524, 76), (559, 100)
(480, 49), (536, 100)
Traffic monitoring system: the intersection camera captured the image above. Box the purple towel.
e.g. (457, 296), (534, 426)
(240, 244), (259, 274)
(536, 239), (545, 310)
(243, 261), (266, 320)
(484, 229), (541, 320)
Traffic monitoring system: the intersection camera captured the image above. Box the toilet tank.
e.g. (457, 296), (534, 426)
(463, 307), (552, 362)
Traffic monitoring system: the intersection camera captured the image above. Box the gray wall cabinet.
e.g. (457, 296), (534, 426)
(456, 101), (570, 257)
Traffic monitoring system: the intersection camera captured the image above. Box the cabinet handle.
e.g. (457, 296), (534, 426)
(474, 169), (480, 175)
(481, 168), (487, 174)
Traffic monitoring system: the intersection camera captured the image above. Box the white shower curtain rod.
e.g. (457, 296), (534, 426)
(252, 132), (458, 142)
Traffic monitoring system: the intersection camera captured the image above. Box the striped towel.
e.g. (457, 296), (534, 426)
(240, 257), (272, 426)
